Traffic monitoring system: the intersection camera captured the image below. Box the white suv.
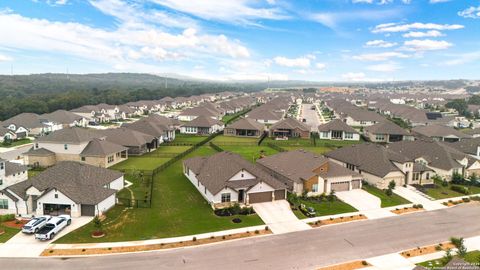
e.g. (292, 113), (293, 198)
(21, 216), (51, 234)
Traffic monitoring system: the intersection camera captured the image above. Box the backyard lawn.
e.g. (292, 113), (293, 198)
(417, 250), (480, 268)
(362, 185), (410, 207)
(212, 135), (258, 144)
(0, 226), (20, 243)
(262, 137), (361, 155)
(56, 146), (264, 243)
(292, 198), (357, 219)
(220, 145), (278, 162)
(282, 146), (334, 155)
(110, 156), (170, 171)
(0, 138), (32, 148)
(168, 133), (209, 145)
(419, 180), (480, 199)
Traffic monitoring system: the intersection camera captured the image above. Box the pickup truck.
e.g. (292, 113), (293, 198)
(21, 216), (51, 234)
(35, 215), (71, 240)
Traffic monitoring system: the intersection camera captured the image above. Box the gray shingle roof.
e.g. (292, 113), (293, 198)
(364, 121), (410, 136)
(1, 159), (28, 177)
(183, 152), (285, 195)
(181, 115), (223, 128)
(448, 137), (480, 155)
(227, 118), (265, 131)
(25, 147), (55, 157)
(97, 128), (155, 147)
(7, 161), (122, 204)
(1, 113), (47, 129)
(41, 110), (84, 124)
(179, 106), (220, 118)
(412, 125), (471, 139)
(80, 138), (127, 157)
(36, 127), (103, 144)
(270, 118), (310, 132)
(318, 119), (358, 133)
(123, 119), (170, 138)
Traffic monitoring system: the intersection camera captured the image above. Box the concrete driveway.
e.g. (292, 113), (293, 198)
(393, 186), (446, 211)
(0, 217), (92, 258)
(336, 190), (395, 219)
(252, 200), (311, 234)
(300, 104), (322, 132)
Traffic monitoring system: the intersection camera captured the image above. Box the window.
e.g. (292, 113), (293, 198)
(346, 163), (355, 171)
(0, 179), (3, 185)
(426, 173), (430, 180)
(54, 194), (58, 199)
(221, 193), (231, 203)
(321, 131), (329, 138)
(312, 184), (319, 193)
(64, 144), (68, 150)
(35, 143), (39, 149)
(0, 162), (3, 170)
(0, 199), (7, 209)
(344, 132), (353, 139)
(108, 156), (114, 163)
(375, 134), (385, 141)
(81, 157), (86, 161)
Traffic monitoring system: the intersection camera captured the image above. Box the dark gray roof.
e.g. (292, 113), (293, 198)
(123, 119), (170, 138)
(257, 150), (361, 184)
(97, 128), (155, 147)
(364, 121), (410, 136)
(0, 127), (14, 135)
(227, 118), (265, 131)
(36, 127), (103, 144)
(387, 140), (467, 171)
(0, 189), (18, 202)
(448, 137), (480, 156)
(1, 113), (47, 129)
(7, 161), (122, 204)
(179, 106), (220, 118)
(270, 118), (310, 132)
(412, 163), (433, 173)
(412, 125), (471, 139)
(318, 119), (358, 133)
(25, 147), (55, 157)
(80, 139), (127, 157)
(184, 152), (285, 195)
(325, 143), (410, 177)
(41, 110), (83, 124)
(247, 107), (284, 121)
(1, 160), (28, 177)
(181, 115), (223, 128)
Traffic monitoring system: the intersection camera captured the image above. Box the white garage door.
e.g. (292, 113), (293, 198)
(331, 181), (350, 192)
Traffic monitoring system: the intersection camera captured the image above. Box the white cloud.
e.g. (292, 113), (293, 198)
(342, 72), (367, 81)
(365, 39), (397, 48)
(310, 9), (402, 30)
(149, 0), (289, 25)
(0, 54), (13, 62)
(315, 63), (326, 69)
(442, 51), (480, 66)
(403, 39), (452, 51)
(353, 51), (410, 61)
(273, 56), (311, 68)
(402, 30), (444, 38)
(430, 0), (451, 3)
(366, 62), (401, 72)
(458, 6), (480, 19)
(352, 0), (373, 3)
(54, 0), (68, 4)
(372, 22), (464, 33)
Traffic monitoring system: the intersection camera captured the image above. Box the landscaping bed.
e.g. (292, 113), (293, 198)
(442, 196), (479, 207)
(309, 214), (366, 227)
(290, 195), (358, 219)
(400, 242), (455, 258)
(317, 260), (371, 270)
(391, 205), (424, 215)
(44, 229), (271, 256)
(416, 180), (480, 200)
(362, 185), (410, 207)
(416, 250), (480, 268)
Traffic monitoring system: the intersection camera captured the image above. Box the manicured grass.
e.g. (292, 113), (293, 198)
(28, 169), (45, 178)
(117, 173), (152, 201)
(0, 138), (32, 148)
(220, 145), (278, 162)
(110, 156), (171, 171)
(282, 146), (334, 155)
(0, 226), (20, 243)
(263, 137), (314, 147)
(56, 146), (264, 243)
(362, 185), (410, 207)
(292, 198), (358, 219)
(417, 251), (480, 268)
(169, 134), (209, 144)
(142, 145), (191, 157)
(212, 135), (258, 144)
(420, 180), (480, 199)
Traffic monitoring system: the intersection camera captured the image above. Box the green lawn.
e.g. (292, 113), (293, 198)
(117, 173), (152, 202)
(362, 185), (411, 207)
(0, 226), (20, 243)
(55, 146), (264, 243)
(417, 251), (480, 268)
(220, 145), (278, 162)
(282, 146), (334, 155)
(169, 134), (209, 145)
(292, 198), (358, 219)
(212, 135), (258, 145)
(110, 156), (171, 171)
(0, 138), (32, 148)
(142, 145), (191, 157)
(420, 180), (480, 199)
(28, 169), (45, 178)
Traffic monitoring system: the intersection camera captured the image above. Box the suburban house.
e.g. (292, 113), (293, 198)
(97, 128), (156, 156)
(325, 143), (427, 188)
(24, 127), (128, 168)
(412, 125), (471, 142)
(317, 119), (360, 141)
(326, 100), (385, 127)
(268, 118), (311, 139)
(448, 137), (480, 159)
(178, 105), (223, 122)
(0, 161), (124, 217)
(122, 117), (175, 145)
(246, 107), (284, 124)
(0, 159), (28, 190)
(183, 151), (286, 207)
(180, 116), (224, 135)
(363, 121), (414, 143)
(223, 118), (265, 138)
(387, 140), (470, 180)
(0, 127), (16, 142)
(257, 150), (363, 195)
(463, 128), (480, 138)
(70, 105), (107, 123)
(1, 113), (62, 137)
(41, 110), (88, 128)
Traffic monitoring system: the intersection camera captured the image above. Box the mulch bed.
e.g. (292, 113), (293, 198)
(41, 229), (271, 256)
(317, 260), (371, 270)
(400, 242), (455, 258)
(2, 219), (28, 229)
(391, 207), (424, 215)
(309, 214), (366, 228)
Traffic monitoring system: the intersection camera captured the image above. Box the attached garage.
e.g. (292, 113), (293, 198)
(351, 180), (361, 189)
(81, 204), (95, 216)
(248, 191), (273, 203)
(274, 190), (286, 200)
(331, 181), (350, 192)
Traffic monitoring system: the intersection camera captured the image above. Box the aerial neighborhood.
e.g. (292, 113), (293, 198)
(1, 86), (480, 268)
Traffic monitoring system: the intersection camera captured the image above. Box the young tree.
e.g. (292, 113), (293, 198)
(443, 248), (453, 264)
(450, 237), (468, 257)
(451, 172), (464, 184)
(93, 215), (103, 233)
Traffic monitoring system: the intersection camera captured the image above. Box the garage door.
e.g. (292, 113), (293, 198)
(81, 204), (95, 216)
(351, 180), (361, 189)
(274, 190), (286, 200)
(249, 192), (273, 203)
(331, 181), (350, 192)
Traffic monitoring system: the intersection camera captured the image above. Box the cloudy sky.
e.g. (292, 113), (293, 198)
(0, 0), (479, 81)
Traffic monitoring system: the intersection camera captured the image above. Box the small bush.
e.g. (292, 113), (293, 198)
(0, 214), (15, 222)
(470, 196), (480, 201)
(222, 235), (226, 240)
(254, 230), (259, 234)
(362, 261), (368, 266)
(82, 249), (86, 252)
(192, 237), (197, 242)
(265, 226), (269, 231)
(462, 197), (470, 203)
(435, 245), (442, 251)
(451, 185), (469, 195)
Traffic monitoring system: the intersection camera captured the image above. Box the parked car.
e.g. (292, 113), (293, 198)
(35, 215), (71, 240)
(300, 204), (316, 217)
(22, 216), (51, 234)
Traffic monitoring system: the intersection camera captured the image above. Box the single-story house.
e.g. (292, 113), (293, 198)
(0, 127), (16, 143)
(97, 128), (156, 156)
(123, 118), (175, 144)
(0, 161), (124, 217)
(412, 125), (471, 142)
(178, 106), (222, 122)
(183, 152), (286, 208)
(0, 159), (28, 190)
(268, 118), (311, 139)
(317, 119), (360, 141)
(364, 121), (414, 143)
(223, 118), (265, 138)
(180, 116), (224, 135)
(257, 150), (363, 195)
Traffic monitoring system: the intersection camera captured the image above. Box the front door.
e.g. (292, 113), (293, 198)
(238, 190), (245, 203)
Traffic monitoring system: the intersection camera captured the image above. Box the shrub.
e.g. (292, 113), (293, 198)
(462, 197), (470, 203)
(232, 218), (242, 224)
(362, 261), (368, 266)
(451, 172), (464, 184)
(435, 245), (442, 251)
(443, 202), (448, 206)
(192, 237), (197, 242)
(451, 185), (469, 195)
(471, 196), (480, 201)
(265, 226), (269, 231)
(222, 235), (226, 240)
(254, 230), (259, 234)
(0, 214), (15, 222)
(385, 188), (393, 196)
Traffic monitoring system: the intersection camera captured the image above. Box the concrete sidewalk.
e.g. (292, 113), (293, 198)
(252, 200), (311, 234)
(394, 186), (446, 210)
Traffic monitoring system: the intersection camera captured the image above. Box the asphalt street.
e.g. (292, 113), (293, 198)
(1, 204), (479, 270)
(300, 103), (321, 132)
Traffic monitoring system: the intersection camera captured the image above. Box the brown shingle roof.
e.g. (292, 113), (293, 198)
(36, 127), (103, 144)
(227, 118), (265, 131)
(412, 125), (471, 139)
(80, 139), (127, 157)
(270, 118), (310, 132)
(364, 121), (410, 136)
(318, 119), (358, 134)
(181, 115), (223, 128)
(98, 128), (155, 147)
